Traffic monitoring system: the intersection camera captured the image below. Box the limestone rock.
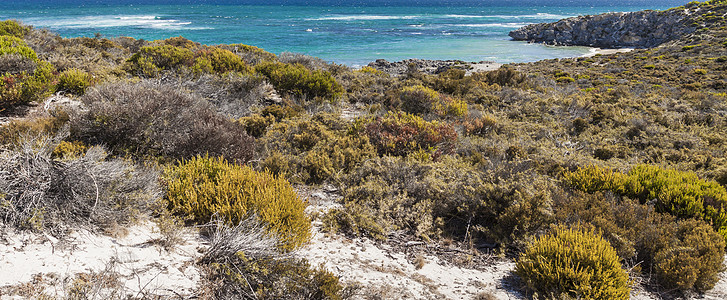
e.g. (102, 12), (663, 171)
(509, 9), (695, 48)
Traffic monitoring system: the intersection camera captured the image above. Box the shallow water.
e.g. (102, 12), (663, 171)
(0, 1), (689, 66)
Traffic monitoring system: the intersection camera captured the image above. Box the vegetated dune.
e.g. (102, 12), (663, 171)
(1, 0), (727, 299)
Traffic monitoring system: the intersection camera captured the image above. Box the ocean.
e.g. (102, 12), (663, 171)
(0, 0), (690, 66)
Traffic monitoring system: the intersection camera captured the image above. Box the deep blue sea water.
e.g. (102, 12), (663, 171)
(0, 0), (690, 66)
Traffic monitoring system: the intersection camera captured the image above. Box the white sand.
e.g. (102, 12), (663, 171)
(582, 47), (635, 57)
(0, 222), (204, 298)
(299, 225), (517, 299)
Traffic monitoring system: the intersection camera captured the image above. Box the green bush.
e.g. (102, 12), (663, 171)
(0, 36), (36, 60)
(57, 68), (93, 96)
(364, 111), (457, 157)
(1, 36), (55, 109)
(218, 43), (277, 64)
(564, 164), (727, 239)
(191, 47), (250, 74)
(256, 113), (375, 184)
(254, 61), (343, 100)
(397, 85), (468, 117)
(0, 20), (28, 38)
(325, 155), (553, 244)
(654, 219), (726, 292)
(515, 227), (630, 300)
(163, 155), (310, 251)
(400, 84), (440, 115)
(125, 45), (194, 77)
(553, 190), (726, 293)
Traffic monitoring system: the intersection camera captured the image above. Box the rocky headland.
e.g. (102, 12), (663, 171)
(509, 9), (695, 48)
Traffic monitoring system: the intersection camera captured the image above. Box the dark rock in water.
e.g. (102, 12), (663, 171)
(509, 9), (695, 49)
(367, 58), (498, 76)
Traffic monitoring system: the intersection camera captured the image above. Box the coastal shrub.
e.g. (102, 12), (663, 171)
(191, 47), (250, 74)
(515, 227), (630, 300)
(163, 155), (310, 251)
(364, 111), (457, 157)
(0, 134), (159, 235)
(563, 164), (727, 239)
(261, 103), (301, 120)
(254, 61), (343, 100)
(463, 115), (499, 137)
(0, 36), (56, 109)
(70, 81), (254, 163)
(238, 113), (275, 138)
(399, 84), (440, 114)
(0, 112), (69, 145)
(397, 84), (468, 117)
(0, 20), (28, 38)
(0, 63), (55, 110)
(0, 53), (37, 75)
(125, 45), (194, 77)
(199, 218), (348, 299)
(162, 36), (198, 49)
(218, 43), (277, 65)
(256, 113), (375, 183)
(0, 35), (37, 71)
(56, 68), (93, 96)
(479, 67), (527, 87)
(654, 219), (726, 292)
(325, 155), (553, 245)
(552, 191), (726, 293)
(52, 140), (88, 159)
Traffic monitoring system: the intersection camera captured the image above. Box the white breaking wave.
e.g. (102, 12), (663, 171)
(306, 15), (420, 21)
(25, 15), (203, 30)
(444, 14), (486, 18)
(491, 13), (574, 19)
(454, 23), (531, 28)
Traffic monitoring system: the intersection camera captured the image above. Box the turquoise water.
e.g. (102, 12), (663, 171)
(0, 1), (689, 66)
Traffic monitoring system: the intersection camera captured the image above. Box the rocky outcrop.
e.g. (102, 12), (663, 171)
(509, 9), (696, 48)
(367, 59), (501, 76)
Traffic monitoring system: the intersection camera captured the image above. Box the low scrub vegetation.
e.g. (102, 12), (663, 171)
(0, 134), (159, 236)
(564, 164), (727, 239)
(70, 81), (254, 163)
(164, 155), (310, 251)
(516, 227), (631, 300)
(3, 1), (727, 297)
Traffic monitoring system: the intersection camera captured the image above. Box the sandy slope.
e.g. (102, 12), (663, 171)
(0, 222), (204, 299)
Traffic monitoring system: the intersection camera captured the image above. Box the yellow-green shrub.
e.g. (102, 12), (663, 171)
(125, 45), (194, 77)
(515, 227), (630, 300)
(254, 61), (343, 100)
(0, 20), (28, 38)
(553, 191), (726, 293)
(192, 47), (250, 74)
(400, 84), (440, 115)
(238, 113), (275, 138)
(398, 85), (467, 117)
(564, 164), (727, 239)
(1, 36), (55, 109)
(164, 156), (310, 250)
(57, 68), (93, 96)
(52, 140), (88, 159)
(0, 36), (36, 60)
